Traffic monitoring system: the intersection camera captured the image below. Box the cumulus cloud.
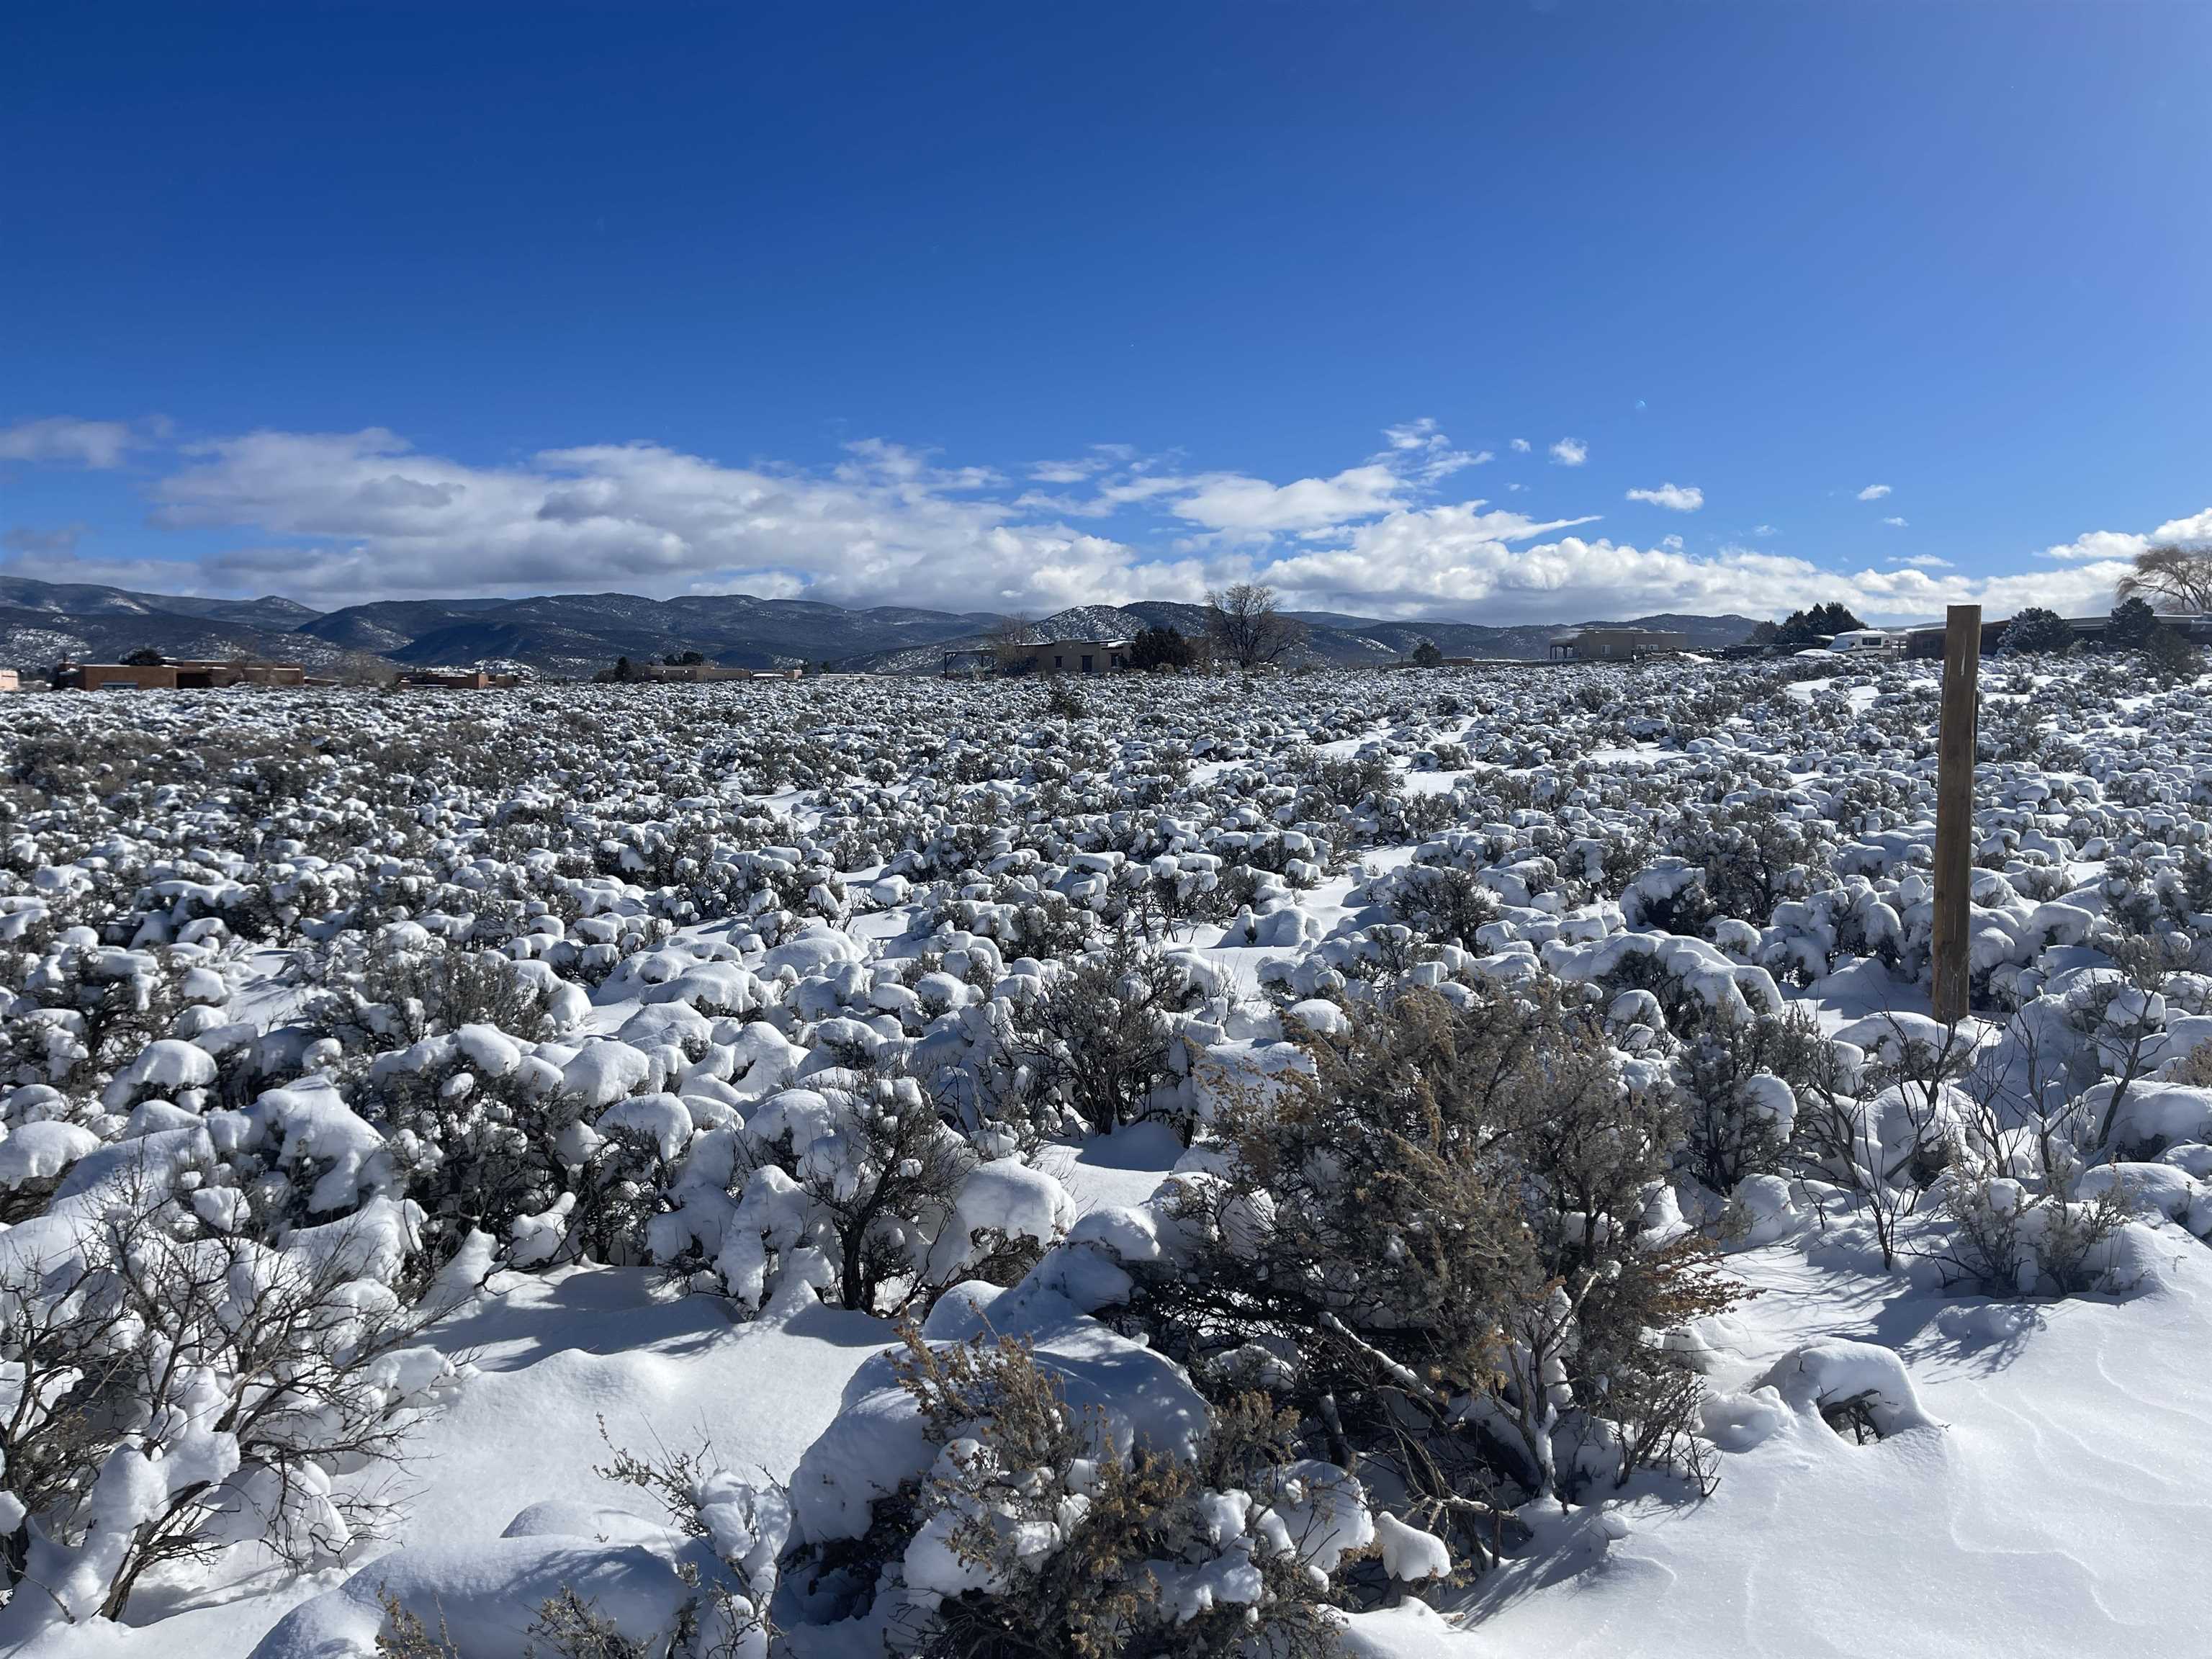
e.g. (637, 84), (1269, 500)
(1510, 438), (1531, 454)
(0, 417), (138, 469)
(10, 409), (2202, 628)
(1172, 464), (1411, 534)
(1247, 518), (2138, 627)
(1624, 482), (1703, 512)
(2036, 508), (2212, 563)
(1843, 559), (2130, 621)
(150, 428), (1196, 614)
(1549, 438), (1588, 467)
(1881, 516), (1908, 528)
(1857, 483), (1892, 500)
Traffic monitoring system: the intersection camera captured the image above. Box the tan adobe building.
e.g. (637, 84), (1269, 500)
(636, 663), (754, 682)
(992, 637), (1130, 675)
(1547, 629), (1689, 662)
(59, 657), (308, 689)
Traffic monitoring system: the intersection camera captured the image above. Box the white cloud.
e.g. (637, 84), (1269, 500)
(2036, 508), (2212, 563)
(15, 411), (2202, 629)
(1375, 416), (1485, 482)
(1172, 464), (1411, 534)
(1549, 438), (1588, 467)
(148, 429), (1209, 614)
(1243, 514), (2142, 626)
(1881, 516), (1907, 528)
(1013, 471), (1189, 518)
(1843, 560), (2130, 621)
(1857, 483), (1892, 500)
(1890, 554), (1951, 570)
(1018, 420), (1490, 539)
(1509, 438), (1531, 454)
(0, 417), (138, 469)
(1624, 482), (1703, 513)
(1753, 523), (1778, 536)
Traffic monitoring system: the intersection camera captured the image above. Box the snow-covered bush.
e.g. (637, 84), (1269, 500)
(649, 1059), (1074, 1317)
(302, 938), (566, 1055)
(996, 933), (1200, 1138)
(1384, 863), (1498, 951)
(1933, 1171), (2138, 1297)
(0, 1177), (460, 1632)
(780, 1325), (1356, 1657)
(1673, 1004), (1835, 1195)
(1130, 976), (1744, 1565)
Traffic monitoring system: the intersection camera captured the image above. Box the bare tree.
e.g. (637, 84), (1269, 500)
(332, 650), (399, 688)
(1203, 584), (1306, 670)
(984, 612), (1036, 678)
(2116, 544), (2212, 613)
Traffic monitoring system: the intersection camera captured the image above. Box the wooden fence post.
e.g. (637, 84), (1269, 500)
(1931, 603), (1982, 1025)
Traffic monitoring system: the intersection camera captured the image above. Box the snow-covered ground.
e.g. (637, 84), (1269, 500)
(5, 653), (2211, 1657)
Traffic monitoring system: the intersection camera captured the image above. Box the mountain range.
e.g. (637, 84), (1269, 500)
(0, 575), (1761, 678)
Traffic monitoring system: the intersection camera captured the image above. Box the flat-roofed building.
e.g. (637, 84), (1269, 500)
(637, 662), (753, 682)
(1547, 628), (1689, 662)
(58, 657), (308, 690)
(992, 637), (1130, 675)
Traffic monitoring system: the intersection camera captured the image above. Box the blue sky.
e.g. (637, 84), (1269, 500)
(3, 3), (2207, 623)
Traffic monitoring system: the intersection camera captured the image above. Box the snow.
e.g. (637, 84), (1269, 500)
(10, 656), (2212, 1657)
(1375, 1514), (1453, 1583)
(1456, 1245), (2212, 1659)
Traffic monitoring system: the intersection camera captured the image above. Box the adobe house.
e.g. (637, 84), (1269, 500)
(1546, 629), (1689, 662)
(57, 657), (308, 690)
(991, 637), (1130, 676)
(636, 663), (753, 682)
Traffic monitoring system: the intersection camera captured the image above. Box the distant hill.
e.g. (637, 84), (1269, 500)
(0, 577), (341, 670)
(0, 573), (1763, 678)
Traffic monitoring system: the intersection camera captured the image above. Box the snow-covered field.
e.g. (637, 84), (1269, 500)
(4, 656), (2210, 1658)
